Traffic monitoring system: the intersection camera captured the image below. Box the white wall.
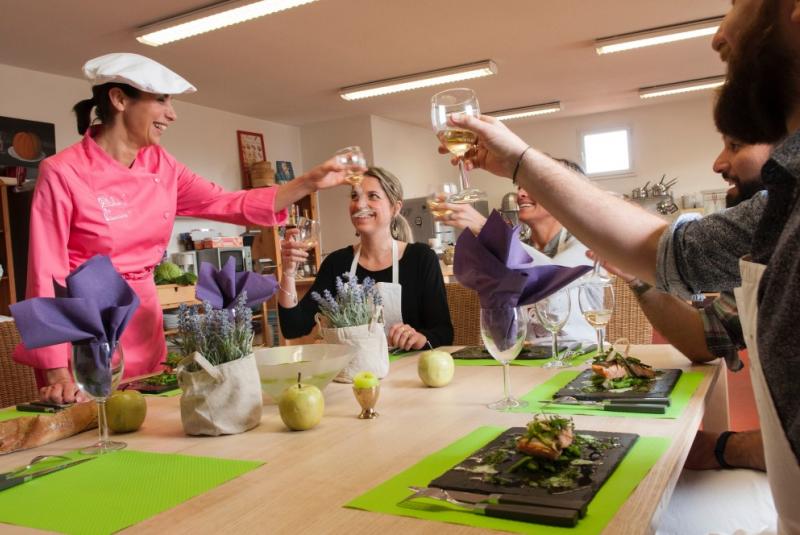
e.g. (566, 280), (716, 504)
(0, 62), (303, 258)
(370, 115), (455, 199)
(300, 116), (373, 256)
(472, 94), (724, 206)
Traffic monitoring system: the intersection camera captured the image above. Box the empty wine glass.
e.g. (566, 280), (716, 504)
(71, 341), (125, 454)
(431, 88), (486, 204)
(335, 146), (367, 187)
(480, 307), (528, 410)
(426, 182), (459, 220)
(295, 217), (320, 251)
(578, 282), (615, 354)
(533, 289), (572, 368)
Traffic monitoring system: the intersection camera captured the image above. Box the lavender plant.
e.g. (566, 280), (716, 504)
(311, 274), (382, 328)
(176, 292), (254, 366)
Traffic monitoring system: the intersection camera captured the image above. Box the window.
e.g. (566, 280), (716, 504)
(581, 128), (632, 177)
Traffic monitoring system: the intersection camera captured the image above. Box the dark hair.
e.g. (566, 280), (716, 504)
(72, 83), (141, 135)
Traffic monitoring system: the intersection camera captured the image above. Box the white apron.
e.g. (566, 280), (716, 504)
(734, 257), (800, 535)
(350, 240), (403, 335)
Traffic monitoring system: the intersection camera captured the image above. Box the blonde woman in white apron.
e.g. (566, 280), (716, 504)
(277, 167), (453, 350)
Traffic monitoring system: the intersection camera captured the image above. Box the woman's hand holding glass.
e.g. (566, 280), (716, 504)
(388, 323), (427, 351)
(533, 289), (572, 368)
(302, 156), (350, 191)
(280, 228), (309, 277)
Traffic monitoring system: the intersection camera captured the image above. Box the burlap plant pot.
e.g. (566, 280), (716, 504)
(315, 307), (389, 383)
(176, 351), (262, 436)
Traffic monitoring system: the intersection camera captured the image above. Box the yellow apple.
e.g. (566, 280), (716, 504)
(418, 350), (455, 387)
(278, 380), (325, 431)
(106, 390), (147, 433)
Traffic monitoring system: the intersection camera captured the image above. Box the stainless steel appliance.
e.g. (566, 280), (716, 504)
(401, 196), (489, 245)
(195, 246), (253, 272)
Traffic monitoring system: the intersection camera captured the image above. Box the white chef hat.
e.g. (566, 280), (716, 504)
(82, 53), (196, 95)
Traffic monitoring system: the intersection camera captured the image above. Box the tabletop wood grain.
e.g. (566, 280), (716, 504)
(0, 344), (722, 535)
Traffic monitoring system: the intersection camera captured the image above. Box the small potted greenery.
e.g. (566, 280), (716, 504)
(174, 293), (262, 436)
(312, 274), (389, 382)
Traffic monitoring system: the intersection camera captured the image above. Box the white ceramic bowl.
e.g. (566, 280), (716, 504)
(254, 344), (355, 401)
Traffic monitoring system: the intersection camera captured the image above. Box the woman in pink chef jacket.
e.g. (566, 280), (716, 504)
(14, 53), (348, 404)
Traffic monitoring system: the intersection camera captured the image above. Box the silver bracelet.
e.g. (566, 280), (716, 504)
(279, 285), (297, 305)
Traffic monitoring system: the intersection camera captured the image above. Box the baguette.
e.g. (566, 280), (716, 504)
(0, 403), (97, 454)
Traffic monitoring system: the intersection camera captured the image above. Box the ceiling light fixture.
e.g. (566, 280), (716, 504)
(595, 16), (723, 55)
(486, 101), (562, 121)
(639, 75), (725, 99)
(136, 0), (319, 47)
(339, 60), (497, 101)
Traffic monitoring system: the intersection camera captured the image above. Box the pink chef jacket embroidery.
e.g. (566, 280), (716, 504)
(14, 126), (287, 382)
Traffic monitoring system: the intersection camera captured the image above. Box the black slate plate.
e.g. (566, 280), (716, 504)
(554, 368), (682, 401)
(123, 378), (179, 394)
(452, 343), (566, 360)
(429, 428), (637, 515)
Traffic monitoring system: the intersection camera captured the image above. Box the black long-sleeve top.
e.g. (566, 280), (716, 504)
(278, 242), (453, 347)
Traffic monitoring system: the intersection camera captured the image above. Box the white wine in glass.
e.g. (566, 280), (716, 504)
(578, 283), (615, 354)
(438, 129), (478, 157)
(426, 182), (458, 219)
(335, 146), (367, 186)
(431, 88), (486, 204)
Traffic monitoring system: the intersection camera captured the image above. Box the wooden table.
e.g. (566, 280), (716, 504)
(0, 345), (724, 534)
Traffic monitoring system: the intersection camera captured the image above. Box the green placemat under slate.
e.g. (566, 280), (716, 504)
(509, 371), (703, 419)
(0, 450), (263, 535)
(454, 351), (596, 368)
(346, 426), (670, 534)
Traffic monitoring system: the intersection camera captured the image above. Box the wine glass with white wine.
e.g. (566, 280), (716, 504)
(578, 282), (615, 354)
(426, 182), (459, 220)
(431, 88), (486, 204)
(335, 146), (367, 187)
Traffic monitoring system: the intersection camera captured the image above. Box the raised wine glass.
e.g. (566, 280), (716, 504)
(533, 288), (572, 368)
(71, 341), (125, 454)
(480, 307), (528, 410)
(335, 146), (367, 187)
(431, 88), (486, 204)
(426, 182), (459, 220)
(295, 217), (320, 251)
(578, 282), (615, 354)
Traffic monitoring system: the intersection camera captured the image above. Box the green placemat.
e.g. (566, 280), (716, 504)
(346, 426), (670, 534)
(0, 449), (263, 535)
(0, 407), (33, 422)
(509, 371), (703, 418)
(390, 352), (414, 362)
(454, 351), (596, 368)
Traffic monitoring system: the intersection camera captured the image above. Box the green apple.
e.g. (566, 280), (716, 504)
(278, 374), (325, 431)
(418, 350), (455, 387)
(352, 370), (379, 389)
(106, 390), (147, 433)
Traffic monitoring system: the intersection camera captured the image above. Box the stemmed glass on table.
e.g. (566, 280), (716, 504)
(533, 288), (572, 368)
(578, 281), (615, 354)
(431, 88), (486, 204)
(481, 307), (528, 410)
(71, 342), (125, 454)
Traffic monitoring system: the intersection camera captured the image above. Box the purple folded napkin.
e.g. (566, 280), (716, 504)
(196, 256), (278, 309)
(10, 255), (140, 396)
(11, 255), (139, 349)
(454, 210), (591, 346)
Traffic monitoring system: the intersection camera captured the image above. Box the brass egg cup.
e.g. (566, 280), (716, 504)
(353, 385), (380, 419)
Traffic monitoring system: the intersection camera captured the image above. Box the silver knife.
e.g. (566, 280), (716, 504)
(543, 397), (667, 414)
(0, 457), (93, 492)
(403, 486), (579, 527)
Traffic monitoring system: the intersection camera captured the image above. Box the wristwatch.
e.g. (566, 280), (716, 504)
(628, 278), (653, 297)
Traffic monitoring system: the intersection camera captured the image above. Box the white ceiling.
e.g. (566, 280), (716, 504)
(0, 0), (728, 127)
